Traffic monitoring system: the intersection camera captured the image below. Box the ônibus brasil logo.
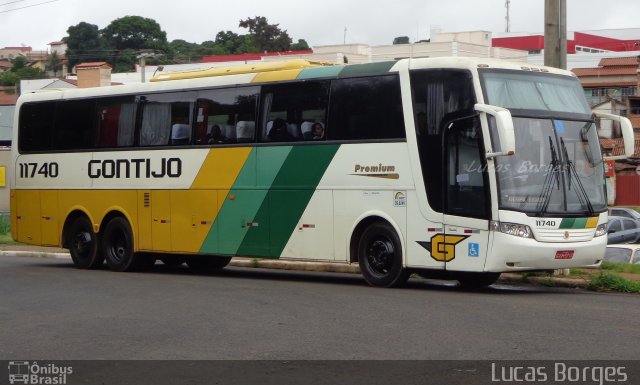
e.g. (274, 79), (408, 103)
(8, 361), (73, 385)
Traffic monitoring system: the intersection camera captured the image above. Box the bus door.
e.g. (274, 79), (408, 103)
(442, 116), (490, 272)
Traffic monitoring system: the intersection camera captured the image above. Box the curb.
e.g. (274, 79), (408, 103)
(1, 249), (594, 288)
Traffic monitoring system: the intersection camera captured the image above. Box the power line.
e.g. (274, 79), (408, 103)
(0, 0), (59, 13)
(0, 0), (27, 7)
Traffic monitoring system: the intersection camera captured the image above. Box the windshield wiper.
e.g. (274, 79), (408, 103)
(560, 137), (595, 216)
(536, 136), (561, 216)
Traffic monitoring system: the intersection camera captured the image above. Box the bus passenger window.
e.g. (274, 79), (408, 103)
(139, 92), (196, 147)
(260, 81), (329, 143)
(196, 87), (259, 145)
(96, 97), (136, 148)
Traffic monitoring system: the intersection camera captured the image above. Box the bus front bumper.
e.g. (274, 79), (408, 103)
(485, 232), (607, 272)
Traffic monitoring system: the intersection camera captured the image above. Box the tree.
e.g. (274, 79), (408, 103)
(291, 39), (310, 51)
(101, 16), (169, 72)
(64, 22), (109, 71)
(0, 71), (19, 87)
(11, 56), (28, 71)
(238, 16), (292, 52)
(101, 16), (169, 52)
(393, 36), (410, 45)
(214, 31), (257, 54)
(46, 51), (63, 77)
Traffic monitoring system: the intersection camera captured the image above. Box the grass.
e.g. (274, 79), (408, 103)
(0, 215), (18, 245)
(587, 273), (640, 293)
(600, 261), (640, 274)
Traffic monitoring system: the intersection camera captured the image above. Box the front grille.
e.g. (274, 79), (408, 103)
(534, 228), (594, 243)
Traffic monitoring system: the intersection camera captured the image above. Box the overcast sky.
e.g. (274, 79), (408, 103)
(0, 0), (638, 50)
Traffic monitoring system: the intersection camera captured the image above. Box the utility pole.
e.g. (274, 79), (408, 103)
(544, 0), (567, 69)
(505, 0), (511, 33)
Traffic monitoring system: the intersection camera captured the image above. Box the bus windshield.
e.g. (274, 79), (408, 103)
(479, 70), (606, 215)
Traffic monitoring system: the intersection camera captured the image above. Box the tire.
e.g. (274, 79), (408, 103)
(102, 217), (149, 272)
(457, 272), (501, 289)
(67, 216), (103, 269)
(357, 222), (409, 287)
(186, 256), (232, 272)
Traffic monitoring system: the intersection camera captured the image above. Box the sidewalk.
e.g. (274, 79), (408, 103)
(0, 245), (607, 289)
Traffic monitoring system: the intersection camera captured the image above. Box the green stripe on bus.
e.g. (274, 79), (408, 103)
(237, 144), (340, 258)
(200, 147), (292, 255)
(297, 66), (345, 80)
(338, 61), (397, 77)
(559, 218), (591, 229)
(559, 218), (575, 229)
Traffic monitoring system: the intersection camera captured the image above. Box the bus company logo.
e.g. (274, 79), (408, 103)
(351, 164), (399, 180)
(417, 234), (469, 262)
(88, 157), (183, 179)
(393, 192), (406, 207)
(8, 361), (73, 385)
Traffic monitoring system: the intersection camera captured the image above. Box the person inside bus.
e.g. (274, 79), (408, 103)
(208, 124), (227, 144)
(267, 118), (292, 142)
(311, 122), (325, 140)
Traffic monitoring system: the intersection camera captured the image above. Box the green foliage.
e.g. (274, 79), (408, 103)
(587, 272), (640, 293)
(0, 71), (19, 86)
(393, 36), (410, 45)
(64, 22), (108, 71)
(101, 16), (169, 52)
(61, 15), (308, 70)
(239, 16), (292, 52)
(11, 56), (28, 71)
(600, 261), (640, 274)
(0, 215), (10, 234)
(46, 51), (63, 77)
(14, 67), (43, 80)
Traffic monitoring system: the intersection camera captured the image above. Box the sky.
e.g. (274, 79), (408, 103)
(0, 0), (638, 50)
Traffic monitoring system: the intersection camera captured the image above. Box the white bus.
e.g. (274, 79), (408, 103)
(11, 58), (634, 287)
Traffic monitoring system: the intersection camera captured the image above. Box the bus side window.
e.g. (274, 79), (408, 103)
(96, 97), (136, 148)
(53, 100), (97, 150)
(327, 75), (405, 141)
(260, 81), (329, 143)
(197, 87), (259, 145)
(139, 92), (196, 147)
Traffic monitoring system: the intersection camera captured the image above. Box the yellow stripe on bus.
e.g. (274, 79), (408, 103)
(252, 69), (304, 83)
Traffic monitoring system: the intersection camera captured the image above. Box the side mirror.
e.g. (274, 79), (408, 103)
(595, 112), (635, 160)
(475, 104), (516, 158)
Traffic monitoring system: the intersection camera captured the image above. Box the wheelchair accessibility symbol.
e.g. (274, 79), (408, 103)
(468, 243), (480, 257)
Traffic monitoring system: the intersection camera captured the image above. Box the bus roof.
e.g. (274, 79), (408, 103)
(16, 57), (576, 104)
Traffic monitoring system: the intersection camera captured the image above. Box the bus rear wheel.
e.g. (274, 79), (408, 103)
(67, 216), (103, 269)
(186, 256), (232, 272)
(357, 222), (409, 288)
(103, 217), (152, 272)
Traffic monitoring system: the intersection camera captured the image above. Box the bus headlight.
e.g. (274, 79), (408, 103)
(594, 223), (607, 237)
(490, 221), (534, 238)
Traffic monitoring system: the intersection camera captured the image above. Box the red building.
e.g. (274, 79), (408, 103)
(493, 29), (640, 54)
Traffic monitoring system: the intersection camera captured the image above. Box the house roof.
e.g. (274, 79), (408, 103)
(572, 55), (640, 78)
(598, 56), (640, 66)
(600, 133), (640, 158)
(48, 41), (65, 46)
(572, 66), (638, 76)
(76, 62), (112, 69)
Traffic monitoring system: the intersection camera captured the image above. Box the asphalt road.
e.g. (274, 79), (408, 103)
(1, 254), (639, 360)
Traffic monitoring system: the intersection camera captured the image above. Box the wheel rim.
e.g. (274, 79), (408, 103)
(365, 236), (395, 277)
(73, 230), (93, 260)
(108, 229), (128, 263)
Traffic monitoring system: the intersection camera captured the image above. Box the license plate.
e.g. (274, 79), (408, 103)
(555, 250), (574, 260)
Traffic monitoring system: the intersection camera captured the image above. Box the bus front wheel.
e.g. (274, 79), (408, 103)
(357, 222), (409, 288)
(103, 217), (152, 272)
(67, 216), (103, 269)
